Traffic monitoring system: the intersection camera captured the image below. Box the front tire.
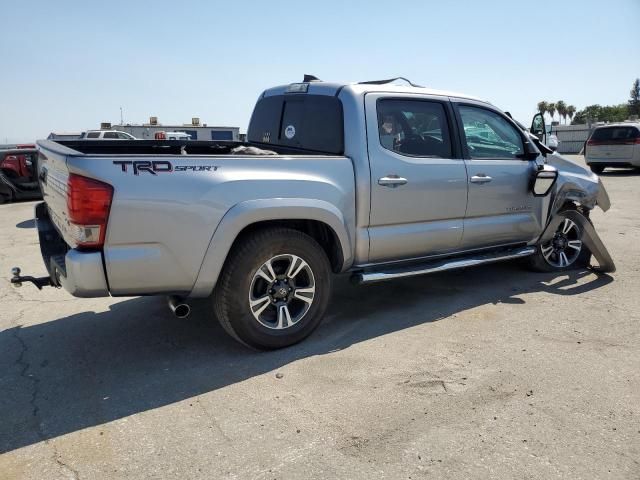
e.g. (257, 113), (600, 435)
(213, 228), (332, 350)
(529, 212), (591, 272)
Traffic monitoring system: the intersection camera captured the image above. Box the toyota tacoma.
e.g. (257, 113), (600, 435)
(11, 76), (615, 349)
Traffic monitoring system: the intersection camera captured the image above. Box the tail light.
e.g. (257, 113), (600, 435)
(67, 174), (113, 249)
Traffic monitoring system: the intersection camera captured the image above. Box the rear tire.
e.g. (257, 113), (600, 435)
(213, 227), (332, 350)
(589, 164), (605, 174)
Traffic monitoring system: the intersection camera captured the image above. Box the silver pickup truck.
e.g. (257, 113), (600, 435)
(12, 77), (615, 349)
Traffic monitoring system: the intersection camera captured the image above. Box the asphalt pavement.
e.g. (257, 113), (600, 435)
(0, 156), (638, 479)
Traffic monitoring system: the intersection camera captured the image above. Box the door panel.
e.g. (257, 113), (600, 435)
(456, 104), (542, 249)
(463, 159), (540, 248)
(365, 94), (468, 263)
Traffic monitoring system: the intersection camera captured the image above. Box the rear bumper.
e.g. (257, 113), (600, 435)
(586, 157), (640, 167)
(35, 202), (110, 298)
(54, 250), (110, 298)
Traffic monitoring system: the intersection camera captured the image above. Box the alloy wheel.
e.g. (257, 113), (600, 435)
(248, 254), (316, 330)
(540, 218), (583, 268)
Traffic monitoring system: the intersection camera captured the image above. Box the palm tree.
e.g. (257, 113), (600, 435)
(566, 105), (576, 124)
(547, 103), (556, 123)
(556, 101), (567, 124)
(537, 101), (548, 118)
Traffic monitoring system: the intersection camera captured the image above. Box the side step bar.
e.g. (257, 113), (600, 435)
(353, 246), (536, 284)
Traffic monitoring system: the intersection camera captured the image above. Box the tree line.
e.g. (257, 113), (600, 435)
(538, 78), (640, 125)
(536, 101), (576, 125)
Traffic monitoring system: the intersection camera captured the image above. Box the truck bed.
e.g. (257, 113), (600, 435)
(54, 139), (341, 157)
(35, 139), (356, 298)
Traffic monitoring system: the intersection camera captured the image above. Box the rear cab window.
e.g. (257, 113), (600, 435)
(248, 94), (344, 154)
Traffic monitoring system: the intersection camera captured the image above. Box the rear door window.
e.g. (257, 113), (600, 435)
(86, 132), (100, 138)
(376, 99), (452, 158)
(103, 132), (119, 139)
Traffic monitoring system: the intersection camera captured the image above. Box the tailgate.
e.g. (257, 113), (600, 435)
(36, 140), (77, 246)
(587, 144), (634, 161)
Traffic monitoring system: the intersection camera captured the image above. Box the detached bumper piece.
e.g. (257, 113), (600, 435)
(539, 210), (616, 273)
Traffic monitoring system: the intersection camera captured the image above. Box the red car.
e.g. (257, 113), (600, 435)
(0, 145), (42, 203)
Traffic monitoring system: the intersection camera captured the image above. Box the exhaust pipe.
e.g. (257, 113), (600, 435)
(168, 295), (191, 319)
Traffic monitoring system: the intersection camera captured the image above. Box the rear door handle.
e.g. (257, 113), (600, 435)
(470, 174), (492, 184)
(378, 175), (408, 188)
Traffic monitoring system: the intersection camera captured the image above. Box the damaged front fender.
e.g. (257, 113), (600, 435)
(546, 154), (611, 214)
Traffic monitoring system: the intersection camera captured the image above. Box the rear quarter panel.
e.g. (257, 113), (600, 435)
(64, 154), (355, 296)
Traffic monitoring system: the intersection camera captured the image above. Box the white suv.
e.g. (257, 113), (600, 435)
(585, 123), (640, 173)
(81, 130), (137, 140)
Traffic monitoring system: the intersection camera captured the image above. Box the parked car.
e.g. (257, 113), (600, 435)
(80, 130), (138, 140)
(0, 145), (42, 204)
(584, 123), (640, 173)
(155, 131), (192, 140)
(47, 132), (83, 140)
(12, 77), (615, 349)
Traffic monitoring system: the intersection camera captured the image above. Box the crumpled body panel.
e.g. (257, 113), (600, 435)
(547, 154), (610, 214)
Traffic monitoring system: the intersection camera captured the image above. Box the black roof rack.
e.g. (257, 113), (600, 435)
(358, 77), (424, 88)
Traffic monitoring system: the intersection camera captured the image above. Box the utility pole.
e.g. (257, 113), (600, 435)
(120, 107), (124, 125)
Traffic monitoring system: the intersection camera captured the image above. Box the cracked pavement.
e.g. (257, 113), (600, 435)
(0, 156), (639, 479)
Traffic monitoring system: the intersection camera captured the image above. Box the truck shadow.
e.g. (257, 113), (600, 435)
(0, 263), (612, 453)
(15, 219), (35, 229)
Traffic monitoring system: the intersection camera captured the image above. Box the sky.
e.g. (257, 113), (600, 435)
(1, 0), (639, 143)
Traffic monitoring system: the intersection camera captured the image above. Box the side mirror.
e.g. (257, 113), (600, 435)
(517, 135), (543, 161)
(527, 132), (554, 157)
(531, 113), (547, 144)
(532, 166), (558, 196)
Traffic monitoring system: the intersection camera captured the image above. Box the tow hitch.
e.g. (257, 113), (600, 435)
(10, 267), (54, 290)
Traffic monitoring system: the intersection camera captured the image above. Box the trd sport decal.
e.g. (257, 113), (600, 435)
(113, 160), (219, 175)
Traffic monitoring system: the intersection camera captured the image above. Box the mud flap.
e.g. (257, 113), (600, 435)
(538, 210), (616, 273)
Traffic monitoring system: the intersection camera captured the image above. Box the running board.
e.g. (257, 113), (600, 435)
(353, 246), (536, 284)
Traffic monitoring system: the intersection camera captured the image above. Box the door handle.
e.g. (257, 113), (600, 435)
(470, 174), (492, 184)
(378, 175), (408, 188)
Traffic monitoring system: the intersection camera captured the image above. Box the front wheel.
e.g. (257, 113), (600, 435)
(529, 215), (591, 272)
(213, 228), (332, 349)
